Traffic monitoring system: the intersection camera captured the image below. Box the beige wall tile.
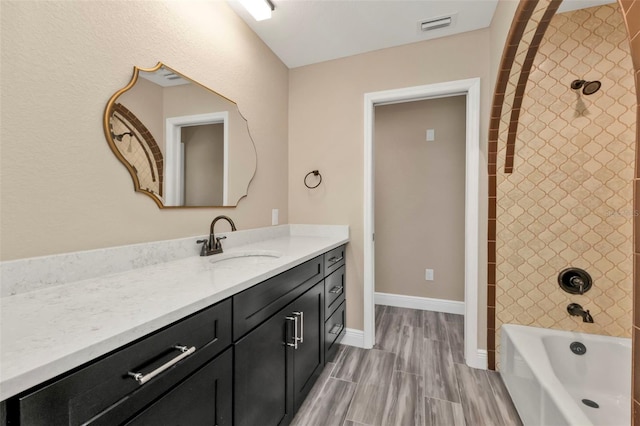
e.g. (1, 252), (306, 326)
(496, 3), (636, 353)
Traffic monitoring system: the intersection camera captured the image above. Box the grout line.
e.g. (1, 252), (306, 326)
(332, 376), (358, 385)
(451, 360), (465, 412)
(424, 394), (465, 405)
(343, 378), (364, 424)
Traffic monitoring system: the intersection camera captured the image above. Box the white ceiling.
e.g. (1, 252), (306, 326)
(557, 0), (616, 13)
(227, 0), (618, 69)
(227, 0), (499, 68)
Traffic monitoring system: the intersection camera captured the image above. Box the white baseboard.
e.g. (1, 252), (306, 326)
(468, 349), (488, 370)
(374, 292), (465, 315)
(338, 329), (487, 370)
(338, 328), (365, 348)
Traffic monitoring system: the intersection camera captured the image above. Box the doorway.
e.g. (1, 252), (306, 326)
(363, 78), (485, 369)
(165, 112), (229, 206)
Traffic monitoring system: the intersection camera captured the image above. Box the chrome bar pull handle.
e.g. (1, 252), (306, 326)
(293, 311), (304, 343)
(286, 316), (298, 349)
(127, 345), (196, 385)
(328, 256), (343, 264)
(329, 285), (343, 294)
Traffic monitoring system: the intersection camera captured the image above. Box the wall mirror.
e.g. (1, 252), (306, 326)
(103, 63), (257, 208)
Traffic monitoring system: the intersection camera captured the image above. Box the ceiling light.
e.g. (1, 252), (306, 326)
(238, 0), (275, 21)
(420, 16), (452, 32)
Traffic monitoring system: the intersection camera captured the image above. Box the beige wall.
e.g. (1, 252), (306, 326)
(288, 29), (492, 339)
(0, 0), (289, 260)
(374, 96), (466, 302)
(163, 83), (257, 205)
(183, 124), (224, 206)
(495, 4), (636, 351)
(489, 0), (520, 94)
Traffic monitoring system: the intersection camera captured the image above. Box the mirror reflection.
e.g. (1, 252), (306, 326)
(104, 63), (257, 207)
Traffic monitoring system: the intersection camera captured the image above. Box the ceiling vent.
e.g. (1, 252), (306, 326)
(162, 72), (182, 81)
(420, 15), (454, 32)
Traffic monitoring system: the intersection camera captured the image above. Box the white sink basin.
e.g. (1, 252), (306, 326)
(208, 250), (283, 267)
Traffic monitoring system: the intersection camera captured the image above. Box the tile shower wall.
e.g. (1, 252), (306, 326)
(496, 4), (636, 351)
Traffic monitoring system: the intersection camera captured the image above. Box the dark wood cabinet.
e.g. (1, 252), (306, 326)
(234, 303), (293, 426)
(324, 247), (347, 363)
(234, 279), (324, 426)
(125, 347), (233, 426)
(5, 245), (347, 426)
(290, 281), (324, 412)
(8, 299), (232, 426)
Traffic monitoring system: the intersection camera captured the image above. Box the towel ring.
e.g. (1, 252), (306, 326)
(304, 170), (322, 189)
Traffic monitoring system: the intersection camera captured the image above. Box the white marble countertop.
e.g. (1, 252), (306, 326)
(0, 225), (349, 401)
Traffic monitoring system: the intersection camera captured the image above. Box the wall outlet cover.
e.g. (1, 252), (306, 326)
(426, 129), (435, 141)
(271, 209), (279, 226)
(425, 268), (434, 281)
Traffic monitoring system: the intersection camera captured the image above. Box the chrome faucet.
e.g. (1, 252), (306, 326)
(197, 215), (237, 256)
(567, 303), (594, 323)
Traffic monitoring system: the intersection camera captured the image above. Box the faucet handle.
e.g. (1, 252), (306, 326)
(214, 235), (227, 250)
(196, 239), (209, 256)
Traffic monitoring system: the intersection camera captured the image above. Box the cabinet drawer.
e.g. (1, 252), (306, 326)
(325, 301), (346, 362)
(325, 265), (345, 318)
(324, 245), (345, 276)
(233, 255), (324, 340)
(16, 298), (232, 426)
(125, 347), (233, 426)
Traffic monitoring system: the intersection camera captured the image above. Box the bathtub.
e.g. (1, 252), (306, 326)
(500, 324), (631, 426)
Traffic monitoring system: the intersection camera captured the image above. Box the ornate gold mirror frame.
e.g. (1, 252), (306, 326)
(103, 63), (257, 208)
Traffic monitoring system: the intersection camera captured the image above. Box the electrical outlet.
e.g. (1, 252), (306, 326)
(272, 209), (279, 225)
(426, 129), (435, 141)
(425, 269), (434, 281)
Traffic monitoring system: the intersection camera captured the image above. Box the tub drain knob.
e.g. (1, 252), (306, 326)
(570, 341), (587, 355)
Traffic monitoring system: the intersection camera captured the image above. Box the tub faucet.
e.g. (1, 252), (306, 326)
(567, 303), (594, 323)
(197, 215), (237, 256)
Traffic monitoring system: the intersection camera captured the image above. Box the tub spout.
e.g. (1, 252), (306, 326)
(583, 310), (594, 323)
(567, 303), (594, 323)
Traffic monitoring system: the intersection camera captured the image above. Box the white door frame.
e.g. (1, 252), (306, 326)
(364, 77), (485, 369)
(165, 112), (229, 206)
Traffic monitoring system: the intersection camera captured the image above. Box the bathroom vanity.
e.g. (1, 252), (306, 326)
(0, 225), (348, 426)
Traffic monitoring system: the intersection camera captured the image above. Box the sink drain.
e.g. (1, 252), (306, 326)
(582, 399), (599, 409)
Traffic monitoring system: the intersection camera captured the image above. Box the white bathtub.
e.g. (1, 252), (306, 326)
(500, 324), (631, 426)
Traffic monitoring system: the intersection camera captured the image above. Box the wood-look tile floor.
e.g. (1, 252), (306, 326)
(291, 305), (523, 426)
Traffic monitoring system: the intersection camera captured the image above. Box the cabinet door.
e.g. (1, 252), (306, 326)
(125, 347), (233, 426)
(290, 281), (324, 412)
(234, 310), (294, 426)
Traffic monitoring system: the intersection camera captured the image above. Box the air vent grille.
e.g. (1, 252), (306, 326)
(420, 16), (452, 32)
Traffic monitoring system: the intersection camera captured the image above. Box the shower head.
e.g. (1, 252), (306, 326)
(571, 79), (601, 95)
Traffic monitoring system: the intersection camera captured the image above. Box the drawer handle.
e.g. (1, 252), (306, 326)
(329, 324), (344, 335)
(127, 345), (196, 385)
(286, 316), (298, 349)
(328, 256), (343, 264)
(329, 285), (344, 294)
(293, 311), (304, 343)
